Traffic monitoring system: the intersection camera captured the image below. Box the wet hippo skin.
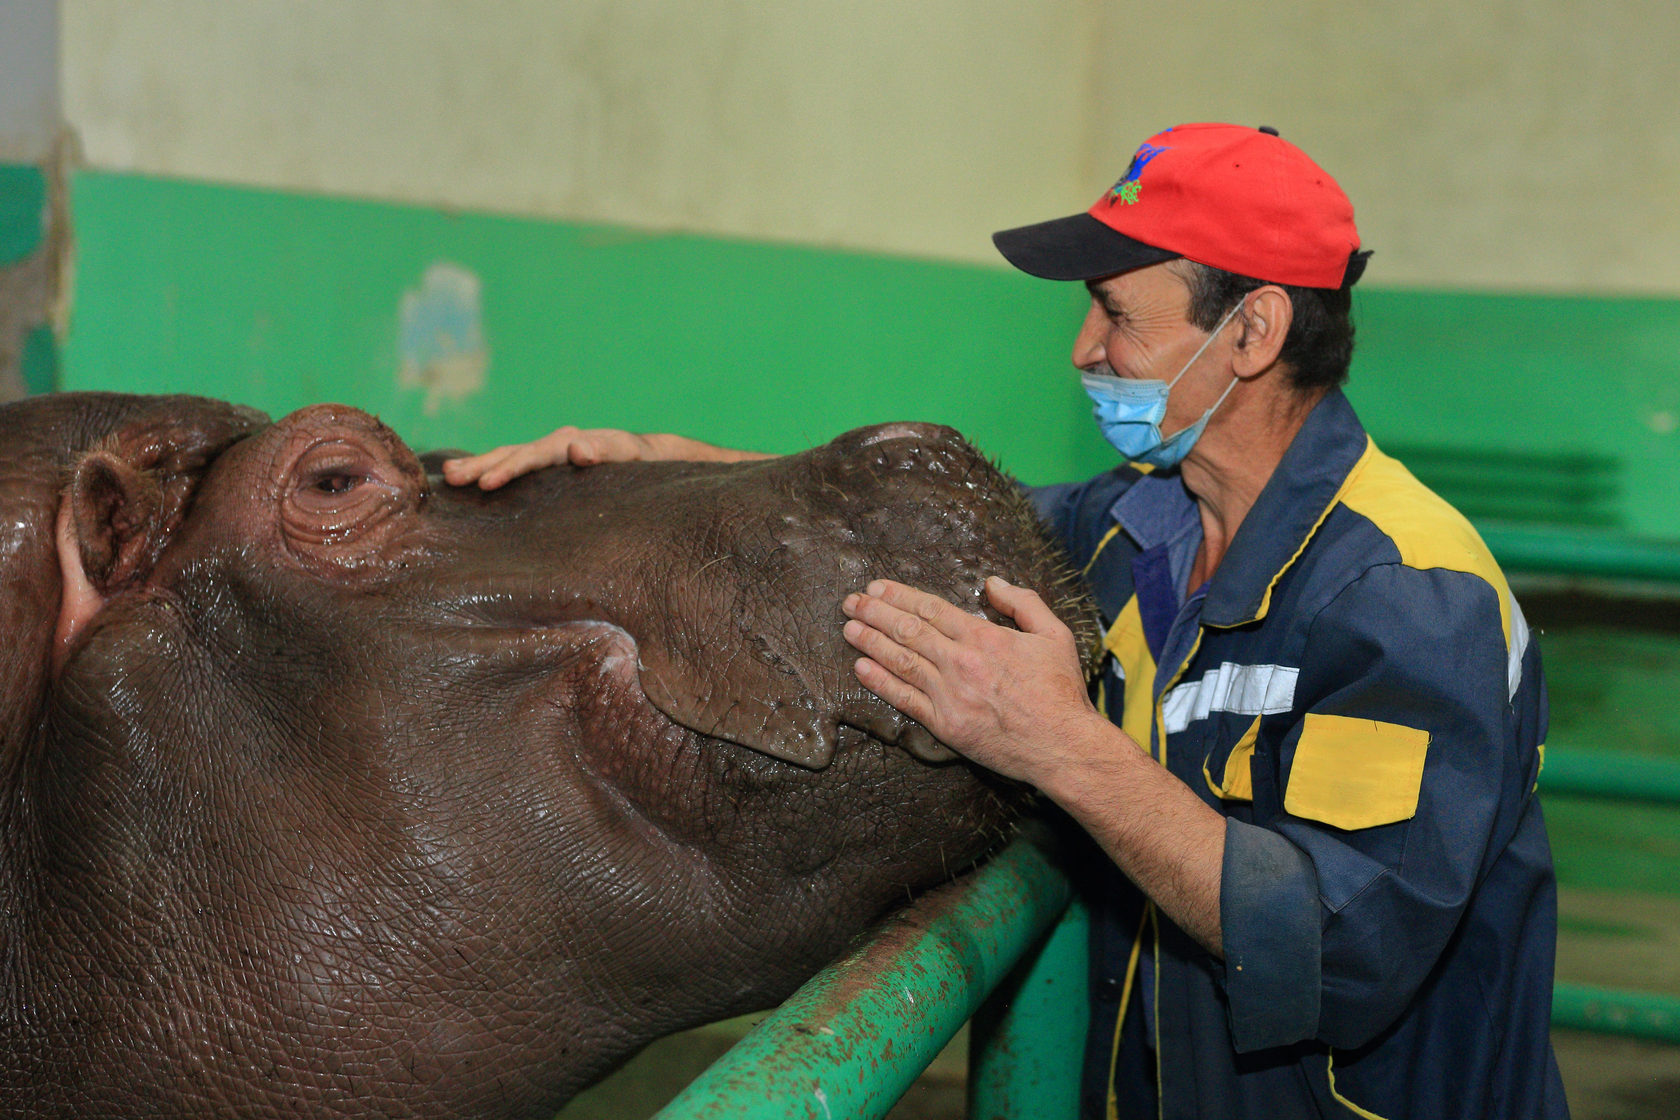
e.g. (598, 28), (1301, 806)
(0, 393), (1095, 1118)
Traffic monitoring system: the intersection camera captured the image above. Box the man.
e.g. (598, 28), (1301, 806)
(446, 123), (1568, 1118)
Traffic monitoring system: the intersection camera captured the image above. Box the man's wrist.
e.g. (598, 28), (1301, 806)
(1030, 710), (1147, 808)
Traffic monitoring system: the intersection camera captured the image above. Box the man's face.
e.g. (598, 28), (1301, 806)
(1074, 261), (1236, 437)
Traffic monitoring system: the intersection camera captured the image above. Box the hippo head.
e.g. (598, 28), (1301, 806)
(0, 393), (1096, 1117)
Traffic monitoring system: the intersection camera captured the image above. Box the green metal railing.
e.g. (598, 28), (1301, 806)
(1541, 745), (1680, 1045)
(1540, 746), (1680, 805)
(659, 782), (1680, 1117)
(653, 835), (1083, 1120)
(1552, 983), (1680, 1044)
(1483, 524), (1680, 586)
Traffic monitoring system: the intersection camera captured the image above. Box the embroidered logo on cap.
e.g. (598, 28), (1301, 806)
(1107, 144), (1169, 205)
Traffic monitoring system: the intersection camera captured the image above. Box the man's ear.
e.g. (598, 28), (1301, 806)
(54, 452), (164, 664)
(1232, 286), (1294, 378)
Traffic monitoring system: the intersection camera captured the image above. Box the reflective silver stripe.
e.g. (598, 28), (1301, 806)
(1161, 661), (1298, 735)
(1507, 593), (1529, 701)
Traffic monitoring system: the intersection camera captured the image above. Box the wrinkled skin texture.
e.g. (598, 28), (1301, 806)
(0, 393), (1097, 1119)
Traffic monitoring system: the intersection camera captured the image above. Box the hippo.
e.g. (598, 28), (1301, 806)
(0, 392), (1097, 1118)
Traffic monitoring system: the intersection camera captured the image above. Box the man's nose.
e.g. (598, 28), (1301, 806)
(1071, 303), (1108, 370)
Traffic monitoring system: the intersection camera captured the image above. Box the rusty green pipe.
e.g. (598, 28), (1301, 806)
(1540, 746), (1680, 805)
(1481, 524), (1680, 585)
(1553, 982), (1680, 1044)
(653, 833), (1074, 1120)
(967, 896), (1088, 1120)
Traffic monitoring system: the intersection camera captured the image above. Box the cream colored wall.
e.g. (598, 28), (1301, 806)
(59, 0), (1680, 295)
(1085, 1), (1680, 295)
(59, 0), (1098, 268)
(0, 0), (59, 160)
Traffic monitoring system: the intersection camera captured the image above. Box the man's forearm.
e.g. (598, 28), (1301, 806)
(1036, 716), (1229, 956)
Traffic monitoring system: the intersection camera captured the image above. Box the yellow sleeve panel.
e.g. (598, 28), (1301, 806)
(1338, 442), (1515, 649)
(1102, 596), (1158, 750)
(1284, 714), (1431, 831)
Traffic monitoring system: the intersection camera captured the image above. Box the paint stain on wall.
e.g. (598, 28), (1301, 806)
(398, 261), (487, 415)
(0, 154), (69, 401)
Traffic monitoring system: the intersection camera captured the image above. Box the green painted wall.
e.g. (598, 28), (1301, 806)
(19, 325), (55, 395)
(1353, 291), (1680, 538)
(2, 160), (56, 399)
(60, 170), (1104, 484)
(0, 163), (47, 264)
(61, 170), (1680, 539)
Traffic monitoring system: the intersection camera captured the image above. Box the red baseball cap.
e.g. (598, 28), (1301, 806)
(993, 123), (1368, 289)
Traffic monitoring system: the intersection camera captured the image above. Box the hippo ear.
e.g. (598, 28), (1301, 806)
(54, 452), (166, 656)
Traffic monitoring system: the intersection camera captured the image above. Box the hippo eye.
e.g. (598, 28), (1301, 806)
(311, 471), (363, 495)
(287, 444), (390, 519)
(280, 433), (418, 564)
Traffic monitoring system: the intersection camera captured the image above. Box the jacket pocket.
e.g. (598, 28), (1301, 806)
(1283, 713), (1430, 830)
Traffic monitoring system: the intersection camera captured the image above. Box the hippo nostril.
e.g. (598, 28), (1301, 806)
(899, 724), (961, 764)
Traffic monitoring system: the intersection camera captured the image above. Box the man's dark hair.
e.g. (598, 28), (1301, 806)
(1175, 261), (1356, 392)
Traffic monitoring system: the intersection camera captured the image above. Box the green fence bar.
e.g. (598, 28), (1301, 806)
(656, 750), (1680, 1119)
(1540, 747), (1680, 805)
(1481, 524), (1680, 585)
(967, 896), (1088, 1120)
(1553, 982), (1680, 1044)
(654, 834), (1073, 1120)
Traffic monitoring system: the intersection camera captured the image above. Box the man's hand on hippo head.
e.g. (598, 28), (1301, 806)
(441, 425), (774, 490)
(441, 426), (664, 489)
(840, 575), (1110, 788)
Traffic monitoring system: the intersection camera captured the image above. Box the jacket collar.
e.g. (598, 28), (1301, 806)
(1111, 468), (1201, 554)
(1104, 390), (1371, 628)
(1202, 389), (1369, 627)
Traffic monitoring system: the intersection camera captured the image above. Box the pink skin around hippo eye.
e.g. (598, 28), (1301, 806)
(278, 437), (418, 564)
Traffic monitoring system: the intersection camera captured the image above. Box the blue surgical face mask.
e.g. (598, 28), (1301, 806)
(1080, 301), (1244, 469)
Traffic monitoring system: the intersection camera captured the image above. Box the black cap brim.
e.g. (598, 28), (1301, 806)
(992, 212), (1179, 281)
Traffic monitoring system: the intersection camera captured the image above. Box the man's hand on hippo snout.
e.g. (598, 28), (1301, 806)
(842, 577), (1230, 956)
(840, 576), (1107, 786)
(442, 426), (777, 489)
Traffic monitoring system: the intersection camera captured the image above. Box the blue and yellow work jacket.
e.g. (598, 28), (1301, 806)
(1031, 390), (1569, 1120)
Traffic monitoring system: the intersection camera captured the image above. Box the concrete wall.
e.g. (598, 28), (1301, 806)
(0, 0), (61, 401)
(58, 0), (1680, 295)
(0, 0), (58, 161)
(60, 0), (1097, 272)
(1085, 0), (1680, 296)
